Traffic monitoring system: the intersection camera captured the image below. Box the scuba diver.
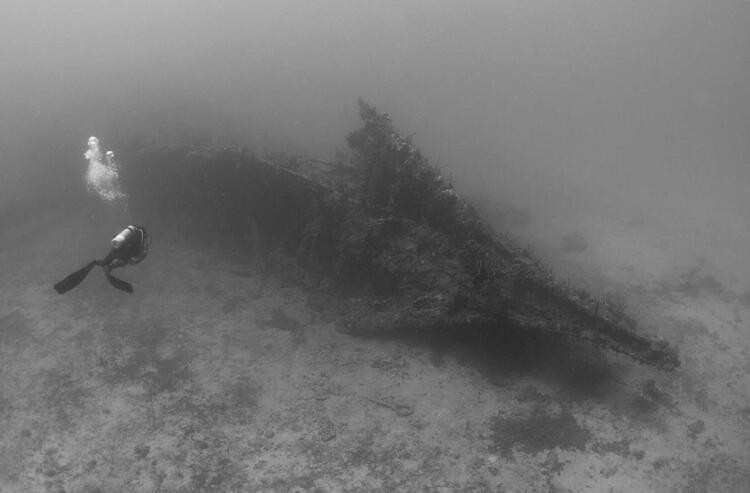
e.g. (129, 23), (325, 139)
(54, 225), (149, 294)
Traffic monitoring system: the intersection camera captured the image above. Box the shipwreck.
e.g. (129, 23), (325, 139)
(120, 100), (679, 371)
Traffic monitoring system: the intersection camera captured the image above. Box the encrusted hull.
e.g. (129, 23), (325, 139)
(121, 100), (678, 370)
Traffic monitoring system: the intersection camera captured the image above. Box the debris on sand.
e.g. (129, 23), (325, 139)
(361, 396), (414, 417)
(123, 99), (679, 370)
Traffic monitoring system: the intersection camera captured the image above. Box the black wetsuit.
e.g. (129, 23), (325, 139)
(54, 226), (148, 294)
(99, 227), (148, 270)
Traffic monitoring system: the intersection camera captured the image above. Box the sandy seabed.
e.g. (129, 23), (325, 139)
(1, 203), (749, 492)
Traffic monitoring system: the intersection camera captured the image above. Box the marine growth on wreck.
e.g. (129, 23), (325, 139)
(121, 99), (679, 370)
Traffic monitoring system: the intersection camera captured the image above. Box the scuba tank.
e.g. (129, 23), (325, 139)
(112, 225), (149, 264)
(111, 226), (136, 249)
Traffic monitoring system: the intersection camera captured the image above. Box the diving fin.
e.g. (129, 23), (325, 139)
(104, 271), (134, 293)
(54, 262), (97, 294)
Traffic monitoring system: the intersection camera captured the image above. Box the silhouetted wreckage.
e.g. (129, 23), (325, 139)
(123, 99), (679, 370)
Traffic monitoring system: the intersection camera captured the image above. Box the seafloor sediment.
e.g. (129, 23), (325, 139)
(0, 203), (749, 491)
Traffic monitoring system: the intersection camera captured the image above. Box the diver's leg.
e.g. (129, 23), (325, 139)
(101, 264), (134, 293)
